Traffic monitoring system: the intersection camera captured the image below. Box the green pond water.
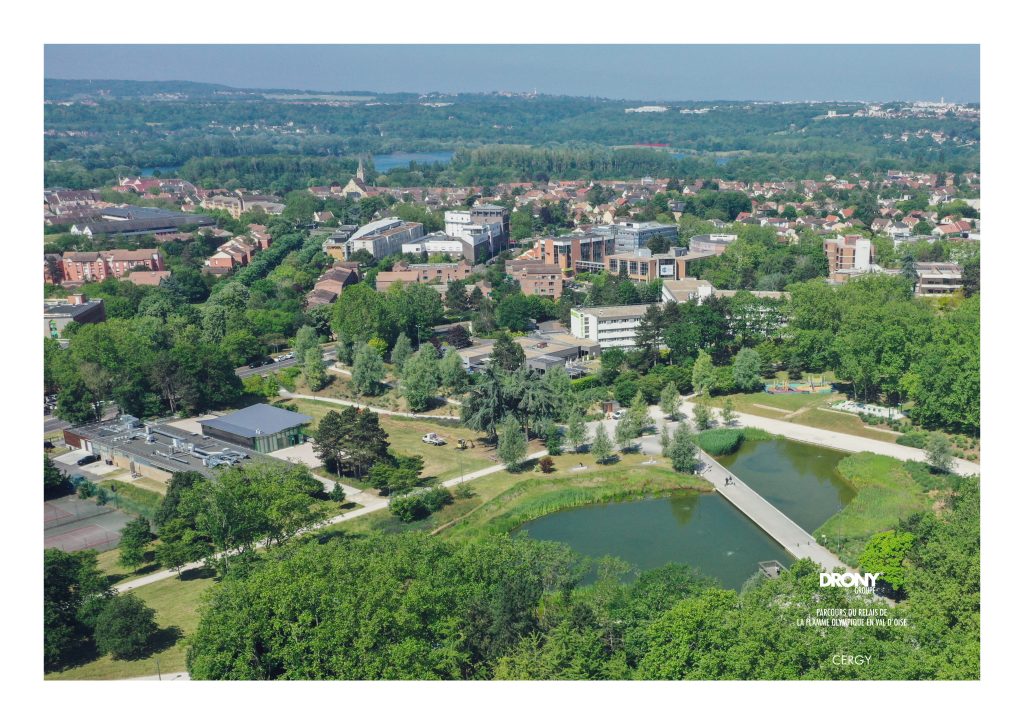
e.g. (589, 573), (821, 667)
(519, 439), (853, 590)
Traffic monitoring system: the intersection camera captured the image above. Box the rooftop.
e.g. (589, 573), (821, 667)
(573, 304), (654, 320)
(199, 403), (312, 438)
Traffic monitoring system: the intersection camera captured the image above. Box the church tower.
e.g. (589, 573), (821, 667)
(356, 157), (366, 183)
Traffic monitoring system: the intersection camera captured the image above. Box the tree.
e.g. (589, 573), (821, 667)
(859, 530), (915, 594)
(313, 408), (390, 478)
(304, 348), (328, 391)
(691, 350), (715, 397)
(155, 518), (212, 578)
(154, 471), (203, 529)
(93, 594), (159, 660)
(732, 348), (763, 392)
(667, 422), (699, 473)
(566, 412), (588, 453)
(352, 343), (386, 396)
(497, 416), (528, 471)
(693, 397), (713, 431)
(720, 398), (737, 427)
(590, 423), (614, 464)
(924, 432), (954, 473)
(542, 366), (574, 421)
(446, 325), (472, 349)
(659, 383), (680, 421)
(117, 517), (153, 571)
(44, 455), (72, 499)
(44, 548), (111, 671)
(292, 325), (319, 367)
(401, 348), (440, 412)
(391, 332), (413, 371)
(438, 348), (470, 395)
(539, 456), (555, 474)
(492, 331), (526, 372)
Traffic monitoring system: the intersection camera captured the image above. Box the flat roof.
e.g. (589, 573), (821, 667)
(43, 299), (103, 317)
(200, 403), (312, 438)
(572, 304), (653, 320)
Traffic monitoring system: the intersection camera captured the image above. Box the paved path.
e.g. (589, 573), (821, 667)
(279, 389), (460, 421)
(696, 450), (848, 571)
(114, 448), (547, 595)
(677, 399), (980, 477)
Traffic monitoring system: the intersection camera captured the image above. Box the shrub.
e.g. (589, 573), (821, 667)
(696, 428), (745, 456)
(390, 493), (428, 522)
(453, 482), (475, 499)
(421, 486), (454, 513)
(897, 430), (929, 449)
(538, 456), (555, 474)
(329, 483), (347, 503)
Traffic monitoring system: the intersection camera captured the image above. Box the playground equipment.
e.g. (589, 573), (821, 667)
(764, 378), (833, 395)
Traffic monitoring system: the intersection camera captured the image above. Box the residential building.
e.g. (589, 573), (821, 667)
(506, 260), (563, 298)
(914, 262), (964, 296)
(61, 249), (164, 284)
(611, 221), (678, 253)
(199, 403), (312, 454)
(305, 265), (360, 308)
(374, 259), (473, 291)
(824, 235), (874, 279)
(44, 294), (106, 340)
(569, 304), (653, 350)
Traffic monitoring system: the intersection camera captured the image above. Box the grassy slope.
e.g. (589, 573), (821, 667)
(815, 452), (931, 565)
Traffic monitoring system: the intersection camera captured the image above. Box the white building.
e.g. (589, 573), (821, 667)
(342, 217), (426, 259)
(569, 304), (652, 350)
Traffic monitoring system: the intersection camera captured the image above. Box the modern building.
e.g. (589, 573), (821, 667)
(824, 235), (875, 279)
(569, 304), (654, 350)
(604, 247), (710, 282)
(61, 249), (165, 284)
(506, 260), (563, 298)
(199, 404), (312, 454)
(531, 230), (617, 273)
(336, 218), (427, 260)
(661, 277), (788, 304)
(611, 221), (678, 253)
(456, 331), (600, 374)
(443, 207), (509, 260)
(44, 294), (106, 339)
(913, 262), (964, 296)
(689, 233), (738, 255)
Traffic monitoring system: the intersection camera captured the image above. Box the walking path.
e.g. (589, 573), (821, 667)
(278, 388), (460, 421)
(677, 399), (980, 477)
(697, 450), (848, 572)
(114, 448), (547, 594)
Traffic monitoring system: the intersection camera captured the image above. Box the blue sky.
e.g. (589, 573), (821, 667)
(44, 45), (980, 102)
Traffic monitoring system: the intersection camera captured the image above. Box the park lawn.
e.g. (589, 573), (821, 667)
(286, 398), (502, 483)
(291, 370), (460, 417)
(96, 478), (163, 520)
(815, 452), (933, 566)
(45, 571), (217, 680)
(708, 391), (836, 419)
(788, 407), (903, 443)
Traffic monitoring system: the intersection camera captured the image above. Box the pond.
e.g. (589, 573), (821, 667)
(518, 439), (854, 590)
(372, 151), (454, 172)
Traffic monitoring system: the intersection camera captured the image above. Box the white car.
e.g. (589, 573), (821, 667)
(611, 410), (626, 420)
(421, 433), (446, 446)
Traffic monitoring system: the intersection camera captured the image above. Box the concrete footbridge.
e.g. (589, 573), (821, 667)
(695, 451), (850, 573)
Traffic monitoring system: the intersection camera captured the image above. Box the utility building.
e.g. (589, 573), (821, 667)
(199, 404), (311, 453)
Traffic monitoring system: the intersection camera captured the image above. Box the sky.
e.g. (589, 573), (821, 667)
(44, 45), (979, 103)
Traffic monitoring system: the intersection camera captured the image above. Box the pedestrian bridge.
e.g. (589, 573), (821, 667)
(697, 451), (850, 573)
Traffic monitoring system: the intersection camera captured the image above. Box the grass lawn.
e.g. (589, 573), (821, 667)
(45, 570), (217, 680)
(709, 391), (837, 418)
(323, 452), (712, 541)
(788, 407), (903, 442)
(815, 452), (933, 565)
(286, 398), (508, 484)
(291, 370), (460, 417)
(96, 478), (163, 520)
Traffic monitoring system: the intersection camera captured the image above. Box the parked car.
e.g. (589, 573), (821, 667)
(76, 453), (100, 466)
(421, 433), (446, 446)
(611, 410), (626, 420)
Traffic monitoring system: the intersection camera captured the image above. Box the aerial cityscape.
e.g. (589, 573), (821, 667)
(40, 44), (981, 688)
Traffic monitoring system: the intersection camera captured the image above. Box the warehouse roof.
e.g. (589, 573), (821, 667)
(200, 404), (311, 438)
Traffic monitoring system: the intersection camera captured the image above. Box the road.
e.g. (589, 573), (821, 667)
(235, 348), (337, 379)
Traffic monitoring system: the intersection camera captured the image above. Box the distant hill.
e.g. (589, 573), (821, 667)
(44, 78), (251, 100)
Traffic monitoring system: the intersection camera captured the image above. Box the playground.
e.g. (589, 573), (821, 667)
(764, 378), (833, 395)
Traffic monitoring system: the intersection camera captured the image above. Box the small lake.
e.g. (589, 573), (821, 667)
(519, 439), (853, 590)
(372, 151), (454, 172)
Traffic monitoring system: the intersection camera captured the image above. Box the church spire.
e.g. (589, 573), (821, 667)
(356, 157), (366, 183)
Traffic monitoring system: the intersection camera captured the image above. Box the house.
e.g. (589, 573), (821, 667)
(305, 265), (359, 308)
(127, 270), (171, 287)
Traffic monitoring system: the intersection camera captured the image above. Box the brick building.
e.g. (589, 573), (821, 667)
(60, 249), (164, 284)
